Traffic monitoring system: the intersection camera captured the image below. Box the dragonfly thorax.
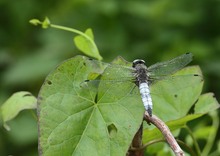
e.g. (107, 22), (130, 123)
(132, 59), (149, 85)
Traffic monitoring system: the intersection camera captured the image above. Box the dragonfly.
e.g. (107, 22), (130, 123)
(83, 53), (197, 116)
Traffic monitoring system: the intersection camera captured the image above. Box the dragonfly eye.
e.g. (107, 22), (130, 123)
(132, 59), (146, 67)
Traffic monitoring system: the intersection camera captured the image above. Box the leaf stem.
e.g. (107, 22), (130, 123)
(201, 111), (219, 156)
(133, 138), (197, 156)
(184, 125), (201, 155)
(29, 17), (102, 60)
(176, 139), (197, 156)
(49, 24), (99, 55)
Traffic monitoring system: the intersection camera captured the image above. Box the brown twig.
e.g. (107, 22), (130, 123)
(127, 123), (144, 156)
(144, 112), (185, 156)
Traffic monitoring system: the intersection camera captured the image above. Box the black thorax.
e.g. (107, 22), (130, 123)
(132, 59), (148, 86)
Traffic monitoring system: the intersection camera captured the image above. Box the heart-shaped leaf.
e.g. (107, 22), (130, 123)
(38, 55), (143, 156)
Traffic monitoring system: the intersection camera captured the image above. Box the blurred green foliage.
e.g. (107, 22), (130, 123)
(0, 0), (219, 155)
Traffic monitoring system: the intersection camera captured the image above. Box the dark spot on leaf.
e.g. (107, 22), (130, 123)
(88, 58), (93, 60)
(23, 93), (32, 97)
(83, 62), (86, 66)
(47, 80), (52, 85)
(194, 74), (199, 76)
(107, 123), (117, 138)
(174, 94), (178, 98)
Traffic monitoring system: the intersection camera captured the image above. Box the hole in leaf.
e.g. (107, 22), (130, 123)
(107, 123), (117, 138)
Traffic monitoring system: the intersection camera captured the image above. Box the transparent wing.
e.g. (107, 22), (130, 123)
(148, 53), (193, 79)
(82, 56), (202, 110)
(82, 58), (138, 103)
(150, 74), (203, 89)
(84, 57), (135, 82)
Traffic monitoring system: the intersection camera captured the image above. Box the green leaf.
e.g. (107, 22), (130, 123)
(74, 28), (102, 60)
(143, 67), (219, 143)
(29, 18), (102, 60)
(143, 96), (219, 143)
(143, 66), (202, 143)
(0, 91), (37, 131)
(38, 55), (143, 155)
(29, 19), (41, 26)
(85, 28), (94, 40)
(194, 93), (219, 114)
(151, 66), (203, 121)
(42, 17), (50, 29)
(193, 126), (215, 139)
(218, 141), (220, 153)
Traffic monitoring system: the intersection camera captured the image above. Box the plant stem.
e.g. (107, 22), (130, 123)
(184, 125), (201, 155)
(176, 139), (197, 156)
(201, 111), (219, 156)
(139, 139), (196, 156)
(144, 113), (185, 156)
(50, 24), (99, 55)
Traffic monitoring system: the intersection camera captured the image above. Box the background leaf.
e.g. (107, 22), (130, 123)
(194, 93), (219, 114)
(74, 28), (102, 60)
(0, 91), (37, 131)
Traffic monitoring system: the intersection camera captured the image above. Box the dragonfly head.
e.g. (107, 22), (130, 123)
(132, 59), (146, 68)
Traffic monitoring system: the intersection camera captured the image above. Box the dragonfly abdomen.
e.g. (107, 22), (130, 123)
(139, 82), (153, 116)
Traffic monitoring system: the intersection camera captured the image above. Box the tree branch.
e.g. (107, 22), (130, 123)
(144, 112), (185, 156)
